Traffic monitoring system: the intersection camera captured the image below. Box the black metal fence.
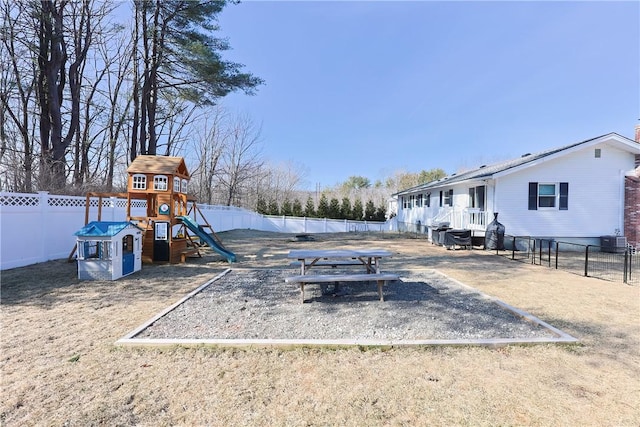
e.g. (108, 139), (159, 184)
(396, 222), (638, 285)
(497, 235), (638, 286)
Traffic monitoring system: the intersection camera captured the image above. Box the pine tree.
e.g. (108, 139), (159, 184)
(329, 198), (341, 219)
(365, 200), (376, 221)
(281, 198), (293, 216)
(317, 194), (329, 218)
(340, 197), (352, 220)
(304, 196), (316, 217)
(267, 199), (279, 215)
(256, 197), (268, 214)
(292, 199), (304, 217)
(352, 199), (364, 220)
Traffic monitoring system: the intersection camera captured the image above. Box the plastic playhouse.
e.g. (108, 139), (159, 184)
(74, 221), (143, 280)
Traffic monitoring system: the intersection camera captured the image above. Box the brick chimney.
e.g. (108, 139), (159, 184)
(635, 124), (640, 168)
(626, 124), (640, 248)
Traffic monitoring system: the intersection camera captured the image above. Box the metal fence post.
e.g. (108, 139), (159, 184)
(531, 238), (536, 264)
(584, 245), (590, 277)
(547, 240), (552, 267)
(624, 250), (628, 284)
(555, 241), (559, 269)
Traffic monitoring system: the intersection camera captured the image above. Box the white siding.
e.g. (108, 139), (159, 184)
(495, 143), (634, 237)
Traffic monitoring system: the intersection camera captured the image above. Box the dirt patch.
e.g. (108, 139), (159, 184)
(1, 231), (639, 426)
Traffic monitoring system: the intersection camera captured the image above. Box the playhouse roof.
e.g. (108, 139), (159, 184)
(74, 221), (139, 237)
(127, 155), (189, 178)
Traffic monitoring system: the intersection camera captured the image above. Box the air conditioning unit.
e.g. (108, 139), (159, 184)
(600, 236), (627, 253)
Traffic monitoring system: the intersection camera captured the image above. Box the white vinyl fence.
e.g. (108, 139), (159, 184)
(0, 192), (389, 270)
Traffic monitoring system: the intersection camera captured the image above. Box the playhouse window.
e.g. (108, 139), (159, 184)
(173, 177), (181, 193)
(122, 235), (134, 254)
(154, 175), (168, 191)
(132, 174), (146, 190)
(181, 179), (188, 194)
(81, 241), (111, 260)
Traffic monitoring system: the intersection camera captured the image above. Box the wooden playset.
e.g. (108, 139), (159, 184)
(72, 155), (235, 269)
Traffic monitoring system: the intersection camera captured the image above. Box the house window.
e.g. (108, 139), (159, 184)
(442, 189), (453, 207)
(132, 174), (146, 190)
(402, 197), (408, 209)
(595, 148), (601, 158)
(425, 193), (431, 208)
(468, 186), (486, 210)
(181, 179), (188, 194)
(416, 194), (423, 207)
(528, 182), (568, 210)
(173, 177), (181, 193)
(154, 175), (168, 191)
(409, 195), (415, 209)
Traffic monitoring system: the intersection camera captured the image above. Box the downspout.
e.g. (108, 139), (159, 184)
(619, 169), (626, 235)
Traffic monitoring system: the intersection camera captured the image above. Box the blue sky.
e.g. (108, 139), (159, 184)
(217, 1), (639, 190)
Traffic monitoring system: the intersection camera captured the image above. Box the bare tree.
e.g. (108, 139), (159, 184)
(218, 114), (263, 206)
(188, 106), (229, 204)
(0, 2), (38, 192)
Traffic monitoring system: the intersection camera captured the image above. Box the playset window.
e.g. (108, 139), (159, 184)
(154, 175), (168, 191)
(132, 174), (146, 190)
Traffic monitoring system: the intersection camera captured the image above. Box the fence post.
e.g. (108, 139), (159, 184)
(555, 241), (559, 269)
(512, 236), (516, 260)
(584, 245), (590, 277)
(531, 239), (536, 264)
(624, 250), (628, 284)
(538, 240), (543, 266)
(38, 191), (49, 263)
(548, 240), (552, 268)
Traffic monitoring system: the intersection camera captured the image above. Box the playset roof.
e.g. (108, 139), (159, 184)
(127, 155), (190, 178)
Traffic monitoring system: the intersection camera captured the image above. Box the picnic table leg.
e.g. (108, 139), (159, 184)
(377, 279), (384, 301)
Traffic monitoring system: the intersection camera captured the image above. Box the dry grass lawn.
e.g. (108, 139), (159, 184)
(1, 230), (639, 426)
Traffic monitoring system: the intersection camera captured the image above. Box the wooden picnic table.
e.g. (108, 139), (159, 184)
(287, 248), (392, 275)
(285, 249), (398, 302)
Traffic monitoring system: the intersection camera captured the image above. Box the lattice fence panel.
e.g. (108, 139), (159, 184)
(0, 194), (40, 207)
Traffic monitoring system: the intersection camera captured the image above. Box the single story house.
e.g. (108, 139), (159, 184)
(393, 131), (640, 248)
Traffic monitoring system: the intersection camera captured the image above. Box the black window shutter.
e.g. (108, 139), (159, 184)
(448, 189), (453, 206)
(439, 191), (443, 207)
(528, 182), (538, 210)
(559, 182), (568, 210)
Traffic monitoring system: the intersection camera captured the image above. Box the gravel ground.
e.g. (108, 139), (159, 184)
(134, 268), (562, 342)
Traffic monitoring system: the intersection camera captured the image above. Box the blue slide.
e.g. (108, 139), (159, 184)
(177, 216), (236, 263)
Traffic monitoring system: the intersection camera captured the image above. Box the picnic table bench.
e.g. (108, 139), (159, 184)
(285, 272), (400, 303)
